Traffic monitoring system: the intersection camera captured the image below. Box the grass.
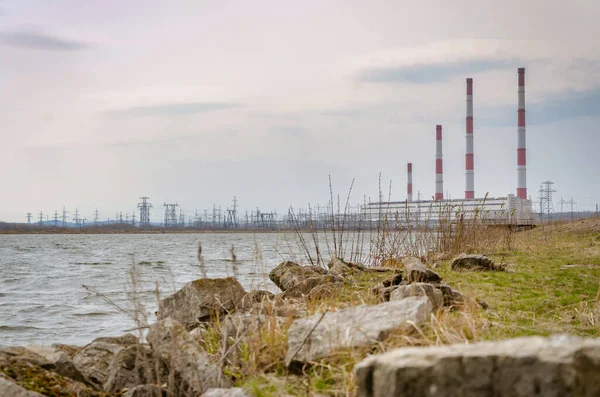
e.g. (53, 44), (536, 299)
(436, 220), (600, 339)
(215, 218), (600, 396)
(24, 214), (596, 396)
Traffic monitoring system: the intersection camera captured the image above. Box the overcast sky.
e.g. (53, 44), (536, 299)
(1, 0), (599, 222)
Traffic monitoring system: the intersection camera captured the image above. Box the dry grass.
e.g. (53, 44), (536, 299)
(220, 218), (600, 395)
(93, 215), (600, 396)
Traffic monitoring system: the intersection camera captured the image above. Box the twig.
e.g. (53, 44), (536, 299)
(287, 312), (327, 364)
(81, 284), (138, 323)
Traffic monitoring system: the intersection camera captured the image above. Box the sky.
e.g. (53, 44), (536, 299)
(0, 0), (599, 222)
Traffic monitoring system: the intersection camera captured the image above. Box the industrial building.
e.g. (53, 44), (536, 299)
(362, 68), (534, 227)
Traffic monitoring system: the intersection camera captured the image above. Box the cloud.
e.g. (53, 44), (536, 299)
(107, 102), (241, 118)
(0, 29), (90, 51)
(528, 88), (600, 125)
(357, 58), (522, 84)
(478, 87), (600, 126)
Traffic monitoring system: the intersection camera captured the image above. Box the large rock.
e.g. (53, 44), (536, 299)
(50, 343), (81, 358)
(281, 274), (343, 299)
(0, 348), (100, 396)
(371, 284), (398, 302)
(355, 335), (600, 397)
(158, 277), (246, 328)
(285, 296), (432, 366)
(437, 285), (467, 309)
(327, 257), (365, 277)
(451, 254), (499, 272)
(372, 273), (404, 302)
(269, 261), (324, 291)
(202, 388), (251, 396)
(26, 344), (86, 384)
(390, 283), (443, 310)
(104, 344), (167, 393)
(307, 283), (338, 300)
(382, 272), (403, 287)
(305, 265), (329, 275)
(148, 318), (230, 395)
(0, 374), (45, 397)
(72, 333), (138, 389)
(402, 257), (442, 283)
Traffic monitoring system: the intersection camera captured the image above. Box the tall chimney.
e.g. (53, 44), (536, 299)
(517, 68), (527, 199)
(435, 125), (444, 200)
(407, 162), (413, 201)
(465, 78), (474, 199)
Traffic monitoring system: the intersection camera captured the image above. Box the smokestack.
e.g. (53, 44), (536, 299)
(465, 78), (474, 199)
(517, 68), (527, 199)
(407, 162), (413, 201)
(435, 125), (443, 200)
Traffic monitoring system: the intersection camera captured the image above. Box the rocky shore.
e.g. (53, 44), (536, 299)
(2, 253), (599, 396)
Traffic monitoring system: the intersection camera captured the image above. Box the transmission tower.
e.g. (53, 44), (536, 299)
(538, 181), (556, 219)
(38, 211), (44, 226)
(559, 197), (567, 220)
(225, 196), (239, 228)
(26, 213), (32, 224)
(62, 207), (68, 226)
(163, 203), (179, 227)
(73, 209), (81, 227)
(212, 204), (217, 227)
(137, 197), (152, 228)
(567, 197), (576, 221)
(94, 209), (100, 227)
(53, 210), (59, 226)
(131, 212), (136, 226)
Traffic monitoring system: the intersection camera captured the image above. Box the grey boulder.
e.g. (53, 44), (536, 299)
(390, 283), (443, 310)
(72, 333), (138, 389)
(355, 335), (600, 397)
(327, 257), (365, 277)
(402, 257), (442, 283)
(104, 344), (167, 393)
(285, 296), (432, 366)
(269, 261), (325, 291)
(451, 254), (500, 272)
(158, 277), (246, 328)
(281, 274), (343, 299)
(26, 344), (86, 383)
(0, 374), (45, 397)
(437, 285), (467, 309)
(148, 318), (230, 395)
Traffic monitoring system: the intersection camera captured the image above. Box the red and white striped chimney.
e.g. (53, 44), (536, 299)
(407, 162), (413, 201)
(465, 78), (474, 199)
(435, 125), (443, 200)
(517, 68), (527, 199)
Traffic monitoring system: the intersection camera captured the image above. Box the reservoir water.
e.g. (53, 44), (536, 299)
(0, 232), (317, 346)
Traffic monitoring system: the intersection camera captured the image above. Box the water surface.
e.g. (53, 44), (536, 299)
(0, 232), (312, 346)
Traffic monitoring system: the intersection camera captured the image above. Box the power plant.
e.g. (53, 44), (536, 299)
(18, 67), (567, 230)
(362, 68), (534, 227)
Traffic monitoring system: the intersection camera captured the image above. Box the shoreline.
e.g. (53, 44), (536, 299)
(2, 218), (599, 396)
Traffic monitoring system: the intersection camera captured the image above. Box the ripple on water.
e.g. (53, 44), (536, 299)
(0, 231), (322, 345)
(0, 325), (42, 331)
